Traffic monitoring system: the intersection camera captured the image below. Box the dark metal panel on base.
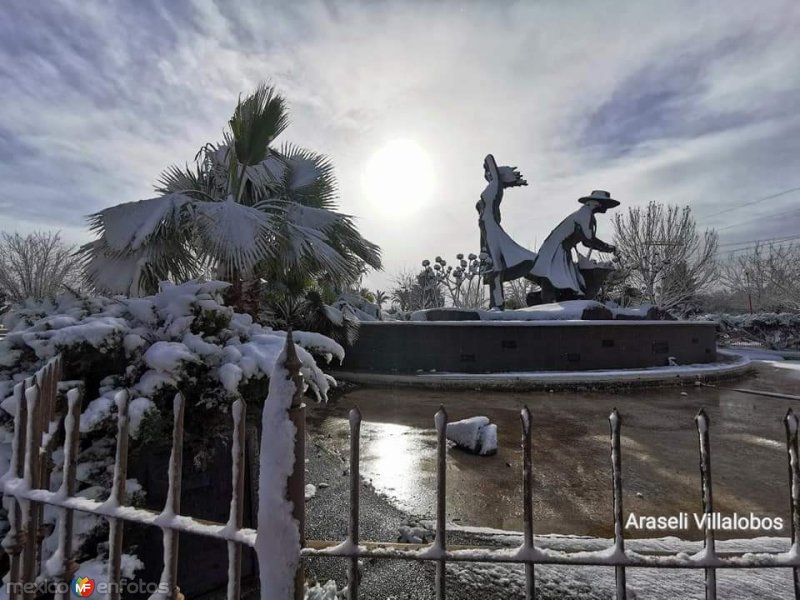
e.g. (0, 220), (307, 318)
(336, 321), (717, 374)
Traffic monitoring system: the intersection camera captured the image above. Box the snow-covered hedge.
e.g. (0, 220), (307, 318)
(697, 312), (800, 349)
(0, 280), (343, 577)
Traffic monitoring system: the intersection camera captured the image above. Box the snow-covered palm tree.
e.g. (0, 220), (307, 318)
(80, 84), (381, 298)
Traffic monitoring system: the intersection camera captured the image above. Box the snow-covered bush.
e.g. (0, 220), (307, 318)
(0, 279), (343, 576)
(698, 312), (800, 349)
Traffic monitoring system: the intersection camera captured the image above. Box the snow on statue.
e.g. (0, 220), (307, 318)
(476, 154), (538, 310)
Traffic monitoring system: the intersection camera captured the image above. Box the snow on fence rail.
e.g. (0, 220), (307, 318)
(3, 334), (800, 600)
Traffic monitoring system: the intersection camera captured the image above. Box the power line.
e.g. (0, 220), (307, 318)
(700, 185), (800, 220)
(715, 207), (800, 232)
(718, 234), (800, 248)
(716, 235), (800, 255)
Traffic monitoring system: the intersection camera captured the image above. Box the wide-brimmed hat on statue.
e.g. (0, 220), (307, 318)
(578, 190), (620, 208)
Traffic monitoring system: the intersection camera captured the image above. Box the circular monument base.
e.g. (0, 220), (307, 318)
(335, 320), (719, 374)
(332, 350), (752, 391)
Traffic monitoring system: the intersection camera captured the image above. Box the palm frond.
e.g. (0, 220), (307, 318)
(228, 83), (289, 167)
(191, 198), (283, 276)
(87, 193), (193, 252)
(79, 234), (198, 296)
(277, 143), (338, 209)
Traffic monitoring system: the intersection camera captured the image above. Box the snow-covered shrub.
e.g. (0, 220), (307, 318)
(697, 312), (800, 349)
(0, 279), (343, 576)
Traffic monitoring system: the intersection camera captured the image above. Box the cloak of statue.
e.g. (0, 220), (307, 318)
(530, 190), (618, 297)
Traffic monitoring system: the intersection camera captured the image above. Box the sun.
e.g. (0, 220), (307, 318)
(362, 139), (435, 214)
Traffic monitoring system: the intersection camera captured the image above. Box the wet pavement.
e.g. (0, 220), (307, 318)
(307, 361), (800, 542)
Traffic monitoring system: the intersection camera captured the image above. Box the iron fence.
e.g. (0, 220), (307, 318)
(0, 354), (256, 600)
(1, 332), (799, 599)
(303, 401), (800, 600)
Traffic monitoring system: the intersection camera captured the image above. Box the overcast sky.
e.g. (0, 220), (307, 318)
(1, 0), (799, 291)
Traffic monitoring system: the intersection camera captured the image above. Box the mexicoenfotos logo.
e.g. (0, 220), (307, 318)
(72, 576), (95, 597)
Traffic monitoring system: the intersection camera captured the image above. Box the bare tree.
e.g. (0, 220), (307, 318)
(504, 278), (535, 309)
(0, 231), (83, 303)
(613, 203), (718, 312)
(720, 242), (800, 312)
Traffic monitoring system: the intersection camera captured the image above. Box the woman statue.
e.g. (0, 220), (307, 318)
(530, 190), (618, 302)
(477, 154), (538, 309)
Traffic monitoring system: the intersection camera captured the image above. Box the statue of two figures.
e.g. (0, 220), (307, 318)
(478, 154), (619, 310)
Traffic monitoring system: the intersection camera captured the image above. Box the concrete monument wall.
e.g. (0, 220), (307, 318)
(335, 321), (718, 374)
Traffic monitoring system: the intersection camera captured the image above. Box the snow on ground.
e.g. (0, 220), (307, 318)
(765, 360), (800, 372)
(305, 484), (317, 501)
(304, 580), (344, 599)
(424, 523), (796, 599)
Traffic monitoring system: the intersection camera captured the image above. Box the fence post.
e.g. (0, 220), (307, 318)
(284, 330), (306, 600)
(695, 409), (717, 600)
(2, 382), (28, 600)
(609, 409), (626, 600)
(157, 392), (185, 599)
(785, 409), (800, 599)
(54, 388), (82, 600)
(227, 398), (247, 600)
(434, 406), (448, 600)
(21, 380), (40, 600)
(348, 408), (362, 600)
(106, 390), (131, 600)
(520, 406), (535, 600)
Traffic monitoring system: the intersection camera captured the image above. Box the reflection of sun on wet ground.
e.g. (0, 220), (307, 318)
(360, 422), (432, 508)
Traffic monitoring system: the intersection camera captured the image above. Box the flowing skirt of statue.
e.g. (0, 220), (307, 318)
(481, 217), (538, 282)
(530, 209), (593, 294)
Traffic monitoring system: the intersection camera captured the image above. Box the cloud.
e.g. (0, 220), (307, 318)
(0, 0), (798, 288)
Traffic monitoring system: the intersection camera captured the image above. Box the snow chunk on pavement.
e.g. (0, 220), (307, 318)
(446, 416), (498, 456)
(479, 424), (498, 456)
(305, 484), (317, 501)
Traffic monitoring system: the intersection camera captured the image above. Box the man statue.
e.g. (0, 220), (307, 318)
(529, 190), (619, 303)
(477, 154), (538, 310)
